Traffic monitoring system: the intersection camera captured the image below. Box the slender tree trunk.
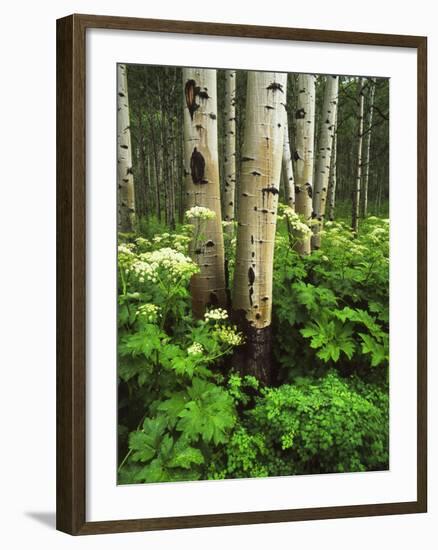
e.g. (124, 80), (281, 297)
(294, 74), (316, 254)
(282, 110), (295, 210)
(117, 64), (136, 232)
(312, 76), (339, 248)
(352, 78), (365, 234)
(183, 68), (227, 318)
(232, 72), (287, 384)
(149, 116), (161, 221)
(137, 111), (149, 219)
(223, 70), (237, 233)
(361, 78), (376, 218)
(327, 119), (338, 221)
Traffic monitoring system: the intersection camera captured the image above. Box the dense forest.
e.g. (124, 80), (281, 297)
(117, 65), (390, 484)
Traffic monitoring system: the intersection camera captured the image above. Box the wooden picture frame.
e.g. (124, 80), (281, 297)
(56, 13), (427, 535)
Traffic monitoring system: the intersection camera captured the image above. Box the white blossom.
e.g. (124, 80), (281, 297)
(187, 342), (204, 356)
(283, 208), (312, 237)
(204, 308), (229, 322)
(136, 303), (160, 323)
(128, 247), (198, 285)
(214, 325), (243, 346)
(185, 206), (216, 221)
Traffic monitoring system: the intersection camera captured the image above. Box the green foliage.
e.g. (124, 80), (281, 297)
(118, 214), (389, 484)
(117, 237), (242, 483)
(273, 216), (389, 381)
(239, 372), (389, 476)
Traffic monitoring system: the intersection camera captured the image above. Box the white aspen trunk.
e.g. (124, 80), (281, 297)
(327, 118), (338, 221)
(282, 111), (295, 209)
(232, 71), (287, 384)
(362, 78), (376, 218)
(352, 78), (365, 234)
(117, 64), (136, 232)
(312, 75), (339, 248)
(223, 70), (237, 233)
(294, 74), (316, 255)
(183, 68), (227, 318)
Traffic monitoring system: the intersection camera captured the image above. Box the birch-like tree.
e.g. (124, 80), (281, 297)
(312, 75), (339, 248)
(183, 68), (227, 318)
(361, 78), (376, 218)
(327, 114), (338, 221)
(352, 78), (365, 234)
(282, 112), (295, 209)
(223, 70), (237, 233)
(117, 64), (136, 232)
(294, 74), (316, 255)
(232, 71), (287, 384)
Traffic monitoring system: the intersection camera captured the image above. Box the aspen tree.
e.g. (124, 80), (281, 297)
(294, 74), (316, 255)
(117, 64), (136, 232)
(352, 77), (365, 234)
(327, 115), (338, 221)
(282, 110), (295, 209)
(232, 71), (287, 384)
(223, 70), (237, 233)
(312, 75), (339, 248)
(183, 68), (227, 318)
(362, 78), (376, 218)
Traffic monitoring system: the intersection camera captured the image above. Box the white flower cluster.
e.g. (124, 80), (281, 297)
(130, 247), (198, 284)
(185, 206), (216, 221)
(152, 233), (171, 245)
(118, 243), (136, 270)
(283, 208), (312, 237)
(187, 342), (204, 356)
(204, 308), (229, 322)
(118, 243), (135, 256)
(136, 303), (160, 323)
(172, 234), (191, 253)
(215, 325), (243, 347)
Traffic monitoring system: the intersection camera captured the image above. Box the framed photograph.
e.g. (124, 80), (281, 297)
(56, 14), (427, 535)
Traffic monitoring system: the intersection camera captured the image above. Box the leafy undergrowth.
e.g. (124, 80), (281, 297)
(117, 213), (389, 484)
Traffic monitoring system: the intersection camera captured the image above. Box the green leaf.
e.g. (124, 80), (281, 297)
(119, 325), (164, 358)
(129, 431), (156, 463)
(157, 393), (189, 425)
(135, 458), (169, 483)
(359, 333), (388, 366)
(167, 439), (204, 469)
(176, 380), (236, 445)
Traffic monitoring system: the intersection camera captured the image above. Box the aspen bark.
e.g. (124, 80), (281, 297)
(117, 64), (136, 232)
(294, 74), (316, 255)
(183, 68), (227, 318)
(232, 71), (287, 384)
(282, 111), (295, 210)
(312, 75), (339, 248)
(223, 70), (237, 233)
(327, 119), (338, 221)
(362, 78), (376, 218)
(352, 78), (365, 234)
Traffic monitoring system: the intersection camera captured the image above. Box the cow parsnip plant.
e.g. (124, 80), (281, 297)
(117, 214), (389, 483)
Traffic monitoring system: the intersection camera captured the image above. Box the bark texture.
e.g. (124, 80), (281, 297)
(294, 74), (316, 255)
(352, 78), (365, 234)
(312, 76), (339, 248)
(223, 70), (237, 233)
(327, 116), (338, 221)
(183, 68), (227, 318)
(282, 111), (295, 209)
(362, 78), (376, 218)
(117, 64), (136, 232)
(232, 71), (287, 384)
